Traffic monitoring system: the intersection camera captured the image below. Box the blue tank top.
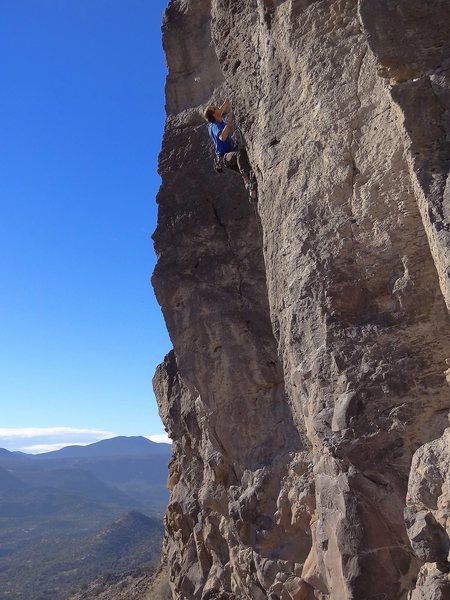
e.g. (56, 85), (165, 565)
(208, 121), (235, 156)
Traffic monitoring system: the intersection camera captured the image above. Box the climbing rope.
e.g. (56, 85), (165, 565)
(251, 196), (263, 243)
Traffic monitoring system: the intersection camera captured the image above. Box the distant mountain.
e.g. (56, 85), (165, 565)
(0, 436), (171, 515)
(0, 479), (105, 519)
(0, 448), (29, 458)
(0, 465), (29, 493)
(0, 448), (31, 468)
(16, 467), (138, 507)
(0, 436), (170, 599)
(34, 436), (171, 460)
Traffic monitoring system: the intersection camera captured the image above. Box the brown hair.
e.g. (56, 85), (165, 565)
(204, 106), (216, 123)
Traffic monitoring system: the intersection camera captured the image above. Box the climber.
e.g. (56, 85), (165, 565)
(204, 99), (257, 200)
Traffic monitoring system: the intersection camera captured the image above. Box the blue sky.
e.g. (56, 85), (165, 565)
(0, 0), (172, 452)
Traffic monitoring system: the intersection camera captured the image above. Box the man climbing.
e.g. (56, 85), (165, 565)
(204, 99), (257, 200)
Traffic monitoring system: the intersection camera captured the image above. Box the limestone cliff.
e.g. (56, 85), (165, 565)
(151, 1), (450, 598)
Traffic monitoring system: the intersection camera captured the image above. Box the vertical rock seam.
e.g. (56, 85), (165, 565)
(152, 1), (450, 599)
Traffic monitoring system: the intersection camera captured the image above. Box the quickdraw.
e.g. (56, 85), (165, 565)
(214, 155), (224, 173)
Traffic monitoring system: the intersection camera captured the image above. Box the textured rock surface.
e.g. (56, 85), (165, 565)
(152, 1), (450, 598)
(406, 428), (450, 599)
(67, 565), (171, 600)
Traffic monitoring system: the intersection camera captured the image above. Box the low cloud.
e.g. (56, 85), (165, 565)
(20, 442), (94, 454)
(0, 427), (116, 440)
(0, 427), (116, 454)
(145, 434), (172, 444)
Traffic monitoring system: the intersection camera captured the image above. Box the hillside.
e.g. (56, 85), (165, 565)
(0, 465), (28, 493)
(66, 564), (171, 600)
(0, 511), (163, 600)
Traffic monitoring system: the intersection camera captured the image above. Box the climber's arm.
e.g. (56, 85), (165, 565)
(218, 99), (230, 119)
(219, 110), (233, 142)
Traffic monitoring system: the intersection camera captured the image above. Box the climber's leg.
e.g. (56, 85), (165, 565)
(236, 150), (252, 181)
(223, 150), (258, 201)
(237, 150), (257, 200)
(222, 151), (240, 175)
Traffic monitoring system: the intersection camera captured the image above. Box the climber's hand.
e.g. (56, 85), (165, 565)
(219, 99), (231, 117)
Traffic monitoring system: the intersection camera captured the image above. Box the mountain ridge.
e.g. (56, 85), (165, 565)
(6, 435), (172, 459)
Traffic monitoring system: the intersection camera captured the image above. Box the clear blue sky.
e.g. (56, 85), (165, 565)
(0, 0), (172, 452)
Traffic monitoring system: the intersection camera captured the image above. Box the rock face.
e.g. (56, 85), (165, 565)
(406, 428), (450, 600)
(151, 1), (450, 598)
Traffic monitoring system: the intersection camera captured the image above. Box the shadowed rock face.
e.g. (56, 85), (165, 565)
(152, 1), (450, 598)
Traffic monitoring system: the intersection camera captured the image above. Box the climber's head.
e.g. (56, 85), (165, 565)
(204, 105), (220, 123)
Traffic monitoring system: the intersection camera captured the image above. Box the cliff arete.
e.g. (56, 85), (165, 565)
(151, 1), (450, 598)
